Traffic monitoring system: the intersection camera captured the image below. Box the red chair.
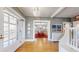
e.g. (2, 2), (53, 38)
(35, 32), (48, 38)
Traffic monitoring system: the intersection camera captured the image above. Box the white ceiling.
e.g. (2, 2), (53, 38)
(56, 7), (79, 18)
(18, 7), (59, 17)
(18, 7), (79, 18)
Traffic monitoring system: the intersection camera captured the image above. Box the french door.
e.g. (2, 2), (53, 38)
(3, 12), (17, 47)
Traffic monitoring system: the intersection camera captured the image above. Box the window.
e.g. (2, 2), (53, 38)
(3, 11), (17, 47)
(27, 23), (31, 38)
(4, 13), (8, 22)
(3, 41), (9, 47)
(27, 27), (31, 30)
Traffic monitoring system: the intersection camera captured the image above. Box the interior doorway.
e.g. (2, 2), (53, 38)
(18, 19), (25, 40)
(33, 20), (50, 41)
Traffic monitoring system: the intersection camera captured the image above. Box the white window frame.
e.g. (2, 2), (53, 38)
(3, 10), (18, 47)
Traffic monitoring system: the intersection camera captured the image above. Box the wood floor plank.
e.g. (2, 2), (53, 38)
(16, 38), (59, 52)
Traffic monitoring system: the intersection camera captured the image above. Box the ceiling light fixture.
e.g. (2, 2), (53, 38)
(33, 7), (40, 17)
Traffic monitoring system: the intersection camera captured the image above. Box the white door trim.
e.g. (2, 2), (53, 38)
(33, 20), (50, 41)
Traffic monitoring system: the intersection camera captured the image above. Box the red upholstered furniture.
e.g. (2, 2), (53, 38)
(35, 32), (48, 38)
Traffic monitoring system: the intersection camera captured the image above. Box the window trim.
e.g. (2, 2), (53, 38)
(3, 10), (18, 47)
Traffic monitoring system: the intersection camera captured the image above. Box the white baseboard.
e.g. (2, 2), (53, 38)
(25, 39), (59, 42)
(48, 39), (59, 41)
(49, 40), (59, 41)
(25, 39), (35, 42)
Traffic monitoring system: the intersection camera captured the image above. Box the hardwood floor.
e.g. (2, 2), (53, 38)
(16, 38), (59, 52)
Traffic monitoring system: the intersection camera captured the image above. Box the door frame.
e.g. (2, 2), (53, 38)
(33, 20), (50, 41)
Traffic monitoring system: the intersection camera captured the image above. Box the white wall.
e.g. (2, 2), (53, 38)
(0, 8), (4, 37)
(25, 17), (69, 41)
(50, 19), (64, 41)
(52, 32), (63, 41)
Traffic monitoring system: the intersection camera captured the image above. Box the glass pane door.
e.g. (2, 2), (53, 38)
(3, 12), (17, 47)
